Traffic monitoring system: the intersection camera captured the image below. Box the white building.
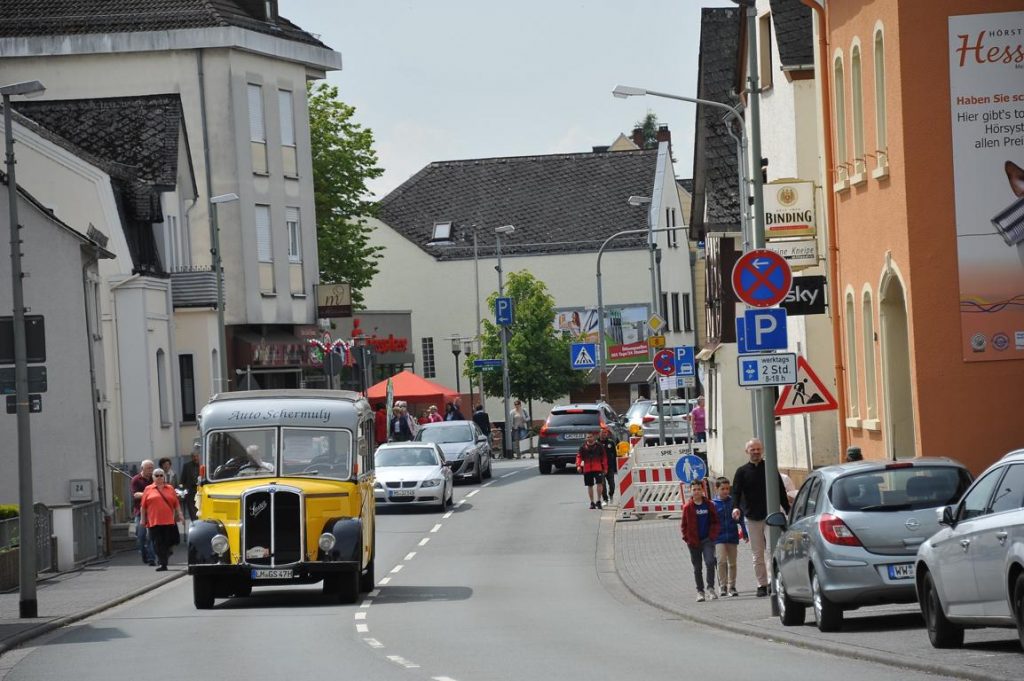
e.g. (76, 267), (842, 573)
(363, 136), (696, 422)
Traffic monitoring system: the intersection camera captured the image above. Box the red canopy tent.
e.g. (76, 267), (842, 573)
(366, 370), (458, 406)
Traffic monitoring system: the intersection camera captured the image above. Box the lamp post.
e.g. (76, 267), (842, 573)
(463, 338), (475, 409)
(450, 337), (462, 394)
(495, 225), (515, 457)
(3, 78), (46, 619)
(210, 192), (238, 393)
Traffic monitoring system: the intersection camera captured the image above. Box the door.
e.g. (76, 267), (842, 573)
(779, 477), (814, 599)
(789, 477), (821, 599)
(931, 468), (1003, 617)
(972, 464), (1024, 617)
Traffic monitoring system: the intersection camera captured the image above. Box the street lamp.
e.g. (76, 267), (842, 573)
(463, 338), (475, 409)
(495, 224), (515, 457)
(210, 192), (238, 393)
(450, 337), (462, 394)
(3, 78), (46, 619)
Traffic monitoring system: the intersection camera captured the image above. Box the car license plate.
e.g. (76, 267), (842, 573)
(251, 568), (292, 579)
(887, 563), (915, 580)
(390, 489), (415, 497)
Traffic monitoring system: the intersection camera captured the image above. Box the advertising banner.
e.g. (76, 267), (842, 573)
(948, 11), (1024, 361)
(763, 180), (816, 239)
(553, 304), (651, 364)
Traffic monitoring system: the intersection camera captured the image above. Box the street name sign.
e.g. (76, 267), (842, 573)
(570, 342), (598, 370)
(473, 358), (503, 371)
(732, 249), (792, 308)
(775, 356), (838, 415)
(766, 238), (818, 270)
(736, 309), (788, 352)
(495, 297), (514, 326)
(737, 352), (797, 388)
(780, 275), (827, 316)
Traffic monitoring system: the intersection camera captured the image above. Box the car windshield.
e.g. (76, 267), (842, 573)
(280, 428), (352, 479)
(417, 426), (474, 444)
(547, 411), (601, 427)
(651, 402), (694, 417)
(377, 447), (440, 467)
(830, 466), (971, 511)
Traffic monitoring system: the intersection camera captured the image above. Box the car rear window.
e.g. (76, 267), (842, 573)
(830, 466), (972, 511)
(547, 411), (601, 427)
(651, 402), (693, 416)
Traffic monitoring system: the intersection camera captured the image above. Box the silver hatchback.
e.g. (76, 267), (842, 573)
(767, 458), (972, 632)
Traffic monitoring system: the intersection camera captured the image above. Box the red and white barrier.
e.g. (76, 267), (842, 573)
(616, 443), (711, 521)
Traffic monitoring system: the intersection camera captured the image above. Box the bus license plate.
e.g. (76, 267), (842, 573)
(887, 563), (915, 580)
(251, 568), (292, 579)
(390, 489), (415, 497)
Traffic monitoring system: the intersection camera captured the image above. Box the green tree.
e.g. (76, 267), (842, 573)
(634, 111), (659, 149)
(308, 82), (384, 306)
(468, 271), (588, 405)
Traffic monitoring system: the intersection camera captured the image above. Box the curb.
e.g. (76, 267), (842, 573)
(600, 513), (1015, 681)
(0, 570), (184, 657)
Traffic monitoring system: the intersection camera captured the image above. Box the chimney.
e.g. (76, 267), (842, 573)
(632, 127), (645, 149)
(656, 125), (671, 145)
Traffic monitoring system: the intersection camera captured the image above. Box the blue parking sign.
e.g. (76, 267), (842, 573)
(495, 297), (513, 326)
(674, 346), (695, 377)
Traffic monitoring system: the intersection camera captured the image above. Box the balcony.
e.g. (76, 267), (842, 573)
(170, 266), (219, 309)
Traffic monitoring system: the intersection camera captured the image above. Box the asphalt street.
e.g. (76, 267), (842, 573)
(0, 461), (976, 681)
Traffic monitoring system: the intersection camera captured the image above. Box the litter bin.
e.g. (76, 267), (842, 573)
(491, 422), (509, 459)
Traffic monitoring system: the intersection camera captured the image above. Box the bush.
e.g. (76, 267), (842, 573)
(0, 505), (18, 520)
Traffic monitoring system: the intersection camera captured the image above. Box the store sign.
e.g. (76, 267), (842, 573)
(330, 312), (414, 361)
(764, 180), (816, 239)
(315, 283), (352, 318)
(766, 238), (819, 270)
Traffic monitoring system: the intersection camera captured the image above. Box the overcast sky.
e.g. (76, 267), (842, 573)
(284, 0), (737, 198)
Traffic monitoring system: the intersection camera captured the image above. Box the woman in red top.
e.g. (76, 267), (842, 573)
(575, 432), (608, 509)
(139, 468), (183, 571)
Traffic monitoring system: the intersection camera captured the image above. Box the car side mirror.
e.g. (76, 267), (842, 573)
(765, 511), (788, 529)
(937, 505), (956, 527)
(477, 435), (487, 443)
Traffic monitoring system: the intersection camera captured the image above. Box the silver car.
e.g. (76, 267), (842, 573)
(641, 398), (695, 445)
(373, 443), (453, 511)
(767, 458), (972, 632)
(915, 449), (1024, 650)
(415, 421), (493, 483)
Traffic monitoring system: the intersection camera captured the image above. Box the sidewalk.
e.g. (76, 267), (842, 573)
(611, 516), (1022, 681)
(0, 549), (184, 656)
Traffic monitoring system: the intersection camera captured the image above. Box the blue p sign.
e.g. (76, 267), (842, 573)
(495, 297), (513, 326)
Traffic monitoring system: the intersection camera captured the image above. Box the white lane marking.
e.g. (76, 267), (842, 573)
(466, 490), (479, 498)
(404, 552), (417, 561)
(430, 523), (442, 533)
(443, 510), (454, 518)
(418, 537), (430, 547)
(364, 638), (384, 649)
(378, 577), (391, 585)
(356, 623), (369, 633)
(369, 589), (381, 598)
(360, 600), (373, 608)
(354, 611), (367, 620)
(482, 481), (494, 487)
(390, 564), (404, 574)
(501, 471), (518, 478)
(433, 677), (459, 681)
(456, 499), (466, 506)
(386, 655), (420, 669)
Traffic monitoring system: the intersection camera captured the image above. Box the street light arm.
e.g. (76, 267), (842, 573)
(613, 85), (743, 122)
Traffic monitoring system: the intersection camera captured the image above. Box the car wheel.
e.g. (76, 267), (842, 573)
(193, 575), (215, 610)
(471, 456), (483, 484)
(921, 570), (964, 648)
(539, 461), (552, 475)
(775, 566), (805, 626)
(1013, 572), (1024, 651)
(483, 455), (493, 479)
(811, 570), (843, 632)
(337, 570), (360, 604)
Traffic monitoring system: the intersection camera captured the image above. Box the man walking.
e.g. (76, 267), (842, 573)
(598, 428), (618, 504)
(179, 445), (201, 521)
(131, 459), (156, 565)
(472, 404), (491, 439)
(731, 438), (790, 597)
(575, 432), (607, 509)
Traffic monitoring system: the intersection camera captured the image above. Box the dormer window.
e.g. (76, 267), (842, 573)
(431, 221), (453, 242)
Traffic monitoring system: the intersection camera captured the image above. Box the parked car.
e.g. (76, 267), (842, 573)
(414, 421), (492, 483)
(622, 399), (653, 436)
(373, 443), (453, 511)
(641, 398), (696, 445)
(537, 403), (625, 475)
(915, 449), (1024, 650)
(767, 458), (972, 631)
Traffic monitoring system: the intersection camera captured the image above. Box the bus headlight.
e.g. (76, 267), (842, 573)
(210, 534), (229, 555)
(318, 533), (336, 552)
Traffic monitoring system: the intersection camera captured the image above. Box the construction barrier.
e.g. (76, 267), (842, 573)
(616, 443), (712, 521)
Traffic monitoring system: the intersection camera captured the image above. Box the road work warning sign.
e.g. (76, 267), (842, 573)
(774, 356), (838, 416)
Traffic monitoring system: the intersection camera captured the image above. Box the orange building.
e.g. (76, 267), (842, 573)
(821, 0), (1024, 473)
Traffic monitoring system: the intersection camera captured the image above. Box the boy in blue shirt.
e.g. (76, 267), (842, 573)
(713, 476), (747, 597)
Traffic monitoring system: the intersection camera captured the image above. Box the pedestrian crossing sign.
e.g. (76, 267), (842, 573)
(570, 342), (598, 370)
(774, 356), (838, 416)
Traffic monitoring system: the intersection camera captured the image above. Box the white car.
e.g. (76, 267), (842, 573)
(915, 448), (1024, 650)
(373, 443), (453, 511)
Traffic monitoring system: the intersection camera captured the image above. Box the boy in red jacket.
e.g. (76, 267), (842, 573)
(680, 479), (721, 602)
(575, 432), (608, 509)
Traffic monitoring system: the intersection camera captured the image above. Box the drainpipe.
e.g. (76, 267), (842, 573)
(801, 0), (849, 460)
(82, 246), (109, 553)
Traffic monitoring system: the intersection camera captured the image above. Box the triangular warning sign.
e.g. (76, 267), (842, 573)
(775, 356), (838, 416)
(573, 345), (595, 367)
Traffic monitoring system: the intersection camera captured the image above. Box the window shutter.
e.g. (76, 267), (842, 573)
(248, 84), (265, 142)
(255, 205), (272, 262)
(278, 90), (295, 146)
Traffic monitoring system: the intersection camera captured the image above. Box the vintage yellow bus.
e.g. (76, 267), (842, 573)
(188, 390), (376, 609)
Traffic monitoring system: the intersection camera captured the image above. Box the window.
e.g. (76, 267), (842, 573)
(804, 477), (822, 518)
(862, 291), (877, 420)
(832, 467), (970, 512)
(682, 293), (693, 332)
(156, 349), (170, 427)
(989, 465), (1024, 514)
(432, 222), (453, 241)
(958, 468), (1004, 522)
(851, 44), (865, 178)
(286, 207), (302, 263)
(874, 29), (888, 170)
(845, 292), (859, 418)
(248, 83), (268, 174)
(833, 55), (848, 186)
(179, 354), (196, 422)
(421, 337), (436, 378)
(758, 12), (773, 90)
(665, 208), (679, 248)
(278, 89), (298, 177)
(255, 204), (272, 262)
(671, 293), (681, 332)
(660, 292), (668, 321)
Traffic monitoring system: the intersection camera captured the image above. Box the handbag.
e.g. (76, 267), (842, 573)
(155, 488), (182, 545)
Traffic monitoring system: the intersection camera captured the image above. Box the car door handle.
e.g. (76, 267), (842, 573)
(995, 531), (1008, 544)
(959, 539), (971, 551)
